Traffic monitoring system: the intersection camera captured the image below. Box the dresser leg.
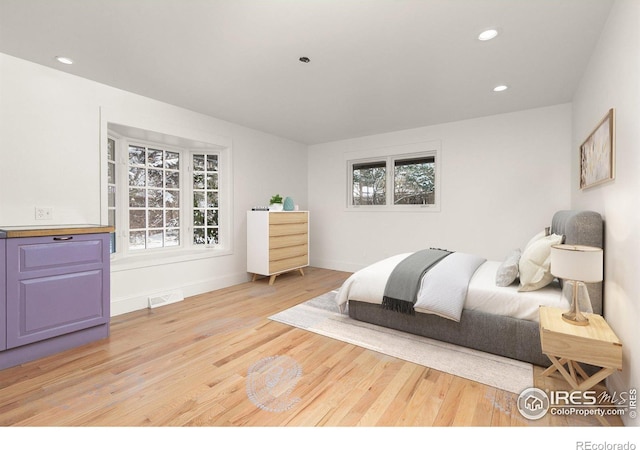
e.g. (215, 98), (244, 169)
(269, 275), (277, 285)
(298, 268), (305, 277)
(252, 273), (258, 282)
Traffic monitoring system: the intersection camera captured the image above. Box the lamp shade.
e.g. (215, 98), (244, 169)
(550, 244), (603, 282)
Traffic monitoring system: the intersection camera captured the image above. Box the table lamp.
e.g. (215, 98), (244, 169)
(550, 244), (603, 326)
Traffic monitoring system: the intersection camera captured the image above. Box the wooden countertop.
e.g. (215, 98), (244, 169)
(0, 224), (114, 238)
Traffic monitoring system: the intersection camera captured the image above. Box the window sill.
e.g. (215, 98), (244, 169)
(110, 246), (232, 272)
(345, 205), (441, 213)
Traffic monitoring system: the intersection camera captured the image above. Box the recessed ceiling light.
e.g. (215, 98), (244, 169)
(493, 85), (508, 92)
(55, 56), (74, 65)
(478, 29), (499, 41)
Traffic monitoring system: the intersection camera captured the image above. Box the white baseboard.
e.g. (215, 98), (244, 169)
(309, 257), (364, 273)
(110, 272), (251, 316)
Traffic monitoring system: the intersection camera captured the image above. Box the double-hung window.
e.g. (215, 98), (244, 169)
(392, 156), (435, 205)
(347, 142), (440, 211)
(127, 143), (182, 250)
(106, 131), (225, 259)
(107, 137), (117, 253)
(191, 153), (220, 246)
(352, 161), (387, 205)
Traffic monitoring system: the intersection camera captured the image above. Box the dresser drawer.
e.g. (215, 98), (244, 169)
(270, 223), (308, 237)
(269, 244), (308, 262)
(10, 235), (105, 277)
(269, 233), (308, 249)
(269, 212), (308, 225)
(270, 255), (309, 274)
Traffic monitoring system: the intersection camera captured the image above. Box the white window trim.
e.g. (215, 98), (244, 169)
(344, 141), (441, 212)
(100, 109), (233, 272)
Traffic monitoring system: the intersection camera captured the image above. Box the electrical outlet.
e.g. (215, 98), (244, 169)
(35, 207), (53, 220)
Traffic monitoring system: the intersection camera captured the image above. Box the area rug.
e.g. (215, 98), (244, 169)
(269, 290), (533, 394)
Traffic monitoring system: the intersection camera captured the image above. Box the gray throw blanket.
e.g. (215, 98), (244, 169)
(382, 248), (452, 314)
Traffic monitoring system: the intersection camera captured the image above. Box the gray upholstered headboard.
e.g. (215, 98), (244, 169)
(550, 210), (604, 315)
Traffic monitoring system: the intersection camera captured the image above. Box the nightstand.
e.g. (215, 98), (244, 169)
(539, 306), (622, 391)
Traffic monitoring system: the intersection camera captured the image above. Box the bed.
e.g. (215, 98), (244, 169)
(334, 210), (604, 367)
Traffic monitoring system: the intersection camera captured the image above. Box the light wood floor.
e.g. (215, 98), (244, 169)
(0, 267), (622, 427)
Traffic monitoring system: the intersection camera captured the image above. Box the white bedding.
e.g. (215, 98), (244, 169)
(464, 260), (569, 321)
(335, 254), (571, 322)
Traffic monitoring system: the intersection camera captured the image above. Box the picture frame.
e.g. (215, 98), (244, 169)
(580, 108), (615, 190)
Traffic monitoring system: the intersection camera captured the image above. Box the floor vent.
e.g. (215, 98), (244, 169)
(148, 290), (184, 309)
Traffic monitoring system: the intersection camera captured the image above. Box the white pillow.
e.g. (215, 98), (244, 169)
(495, 249), (521, 287)
(524, 230), (546, 251)
(518, 233), (562, 292)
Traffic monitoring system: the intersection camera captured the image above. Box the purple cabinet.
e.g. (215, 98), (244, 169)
(0, 239), (6, 351)
(1, 232), (110, 370)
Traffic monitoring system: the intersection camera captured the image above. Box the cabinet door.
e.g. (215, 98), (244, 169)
(0, 240), (6, 351)
(5, 234), (109, 349)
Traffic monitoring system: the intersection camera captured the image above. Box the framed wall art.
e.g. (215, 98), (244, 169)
(580, 108), (615, 189)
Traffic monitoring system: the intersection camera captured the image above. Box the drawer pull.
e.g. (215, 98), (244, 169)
(53, 236), (73, 241)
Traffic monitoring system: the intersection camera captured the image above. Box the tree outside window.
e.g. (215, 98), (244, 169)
(349, 152), (437, 208)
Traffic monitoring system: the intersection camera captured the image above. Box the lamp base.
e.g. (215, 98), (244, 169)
(562, 310), (590, 326)
(562, 280), (590, 326)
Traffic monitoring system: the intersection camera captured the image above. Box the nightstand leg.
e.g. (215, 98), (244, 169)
(567, 359), (578, 382)
(543, 356), (618, 426)
(547, 355), (580, 389)
(576, 367), (615, 391)
(572, 361), (590, 381)
(541, 357), (569, 377)
(544, 355), (617, 391)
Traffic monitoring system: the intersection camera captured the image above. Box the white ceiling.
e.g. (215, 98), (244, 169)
(0, 0), (614, 145)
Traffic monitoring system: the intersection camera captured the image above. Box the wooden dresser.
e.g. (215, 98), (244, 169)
(247, 211), (309, 284)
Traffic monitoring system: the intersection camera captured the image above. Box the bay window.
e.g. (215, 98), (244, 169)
(106, 130), (226, 259)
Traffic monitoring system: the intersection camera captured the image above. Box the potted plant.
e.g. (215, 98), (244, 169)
(269, 194), (284, 211)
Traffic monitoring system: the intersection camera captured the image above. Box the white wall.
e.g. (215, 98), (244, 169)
(570, 0), (639, 427)
(0, 53), (308, 315)
(308, 104), (572, 272)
